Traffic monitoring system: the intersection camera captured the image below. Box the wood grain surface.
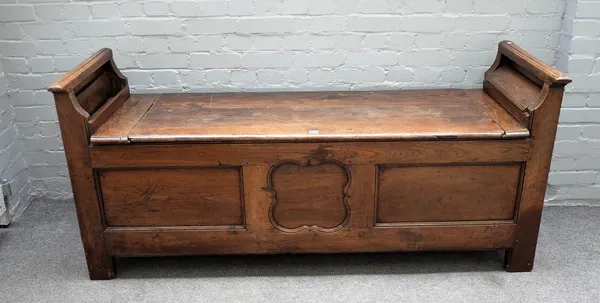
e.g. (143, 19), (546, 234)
(377, 164), (521, 223)
(100, 168), (243, 227)
(91, 89), (529, 144)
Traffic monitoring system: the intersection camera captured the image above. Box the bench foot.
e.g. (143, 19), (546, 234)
(87, 257), (116, 280)
(504, 249), (534, 272)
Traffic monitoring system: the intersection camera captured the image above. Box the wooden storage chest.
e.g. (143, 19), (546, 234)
(48, 41), (571, 279)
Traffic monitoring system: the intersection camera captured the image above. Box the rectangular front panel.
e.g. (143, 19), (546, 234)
(99, 168), (243, 227)
(377, 164), (522, 223)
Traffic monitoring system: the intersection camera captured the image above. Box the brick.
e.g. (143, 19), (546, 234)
(152, 71), (180, 86)
(205, 70), (231, 83)
(398, 50), (452, 66)
(336, 67), (386, 83)
(308, 69), (335, 83)
(310, 35), (337, 49)
(0, 5), (36, 21)
(14, 106), (57, 122)
(169, 37), (197, 53)
(572, 20), (600, 37)
(445, 0), (472, 13)
(281, 35), (310, 50)
(560, 108), (600, 123)
(238, 17), (294, 34)
(227, 0), (255, 16)
(7, 74), (45, 90)
(119, 2), (144, 17)
(188, 18), (238, 34)
(253, 36), (282, 50)
(556, 125), (582, 141)
(65, 39), (95, 55)
(347, 16), (399, 32)
(307, 0), (336, 15)
(456, 16), (510, 31)
(191, 53), (241, 69)
(440, 68), (466, 83)
(144, 2), (170, 16)
(62, 3), (91, 20)
(193, 36), (223, 51)
(362, 34), (389, 49)
(142, 37), (169, 53)
(570, 38), (600, 54)
(406, 0), (444, 13)
(414, 34), (443, 49)
(198, 1), (227, 16)
(117, 36), (143, 53)
(345, 51), (398, 67)
(34, 4), (62, 21)
(387, 67), (414, 82)
(37, 40), (66, 56)
(510, 16), (562, 31)
(242, 52), (294, 68)
(170, 2), (200, 17)
(277, 0), (308, 15)
(225, 35), (253, 50)
(568, 56), (596, 75)
(138, 54), (188, 69)
(29, 57), (55, 73)
(294, 52), (343, 68)
(577, 1), (600, 18)
(122, 70), (152, 86)
(90, 3), (119, 19)
(22, 23), (70, 40)
(453, 51), (496, 66)
(0, 24), (23, 40)
(2, 58), (29, 73)
(400, 16), (455, 33)
(54, 56), (88, 72)
(582, 125), (600, 139)
(73, 21), (126, 37)
(231, 70), (257, 83)
(588, 93), (600, 107)
(179, 71), (206, 87)
(129, 19), (182, 36)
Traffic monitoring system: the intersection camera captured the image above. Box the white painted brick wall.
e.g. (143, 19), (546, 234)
(0, 56), (32, 217)
(0, 0), (597, 205)
(547, 0), (600, 206)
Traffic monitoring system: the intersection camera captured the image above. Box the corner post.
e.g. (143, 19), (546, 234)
(489, 41), (572, 272)
(48, 49), (120, 279)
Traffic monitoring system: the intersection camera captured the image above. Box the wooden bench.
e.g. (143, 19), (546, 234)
(48, 41), (571, 280)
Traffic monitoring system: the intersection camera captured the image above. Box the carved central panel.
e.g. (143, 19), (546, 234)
(267, 160), (351, 233)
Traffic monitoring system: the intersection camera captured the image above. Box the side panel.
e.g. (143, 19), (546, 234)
(100, 168), (244, 227)
(376, 164), (521, 223)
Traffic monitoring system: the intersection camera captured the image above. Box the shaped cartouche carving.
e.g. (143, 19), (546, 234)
(266, 160), (351, 233)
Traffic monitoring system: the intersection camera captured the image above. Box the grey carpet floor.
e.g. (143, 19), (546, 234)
(1, 199), (599, 303)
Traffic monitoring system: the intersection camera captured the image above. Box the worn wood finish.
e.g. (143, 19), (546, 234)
(90, 140), (530, 168)
(104, 224), (517, 256)
(92, 94), (159, 144)
(377, 164), (522, 223)
(90, 89), (528, 144)
(100, 168), (244, 227)
(49, 41), (571, 279)
(504, 86), (567, 272)
(268, 160), (351, 232)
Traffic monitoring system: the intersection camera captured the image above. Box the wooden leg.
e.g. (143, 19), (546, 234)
(504, 210), (543, 272)
(504, 248), (534, 272)
(87, 256), (116, 280)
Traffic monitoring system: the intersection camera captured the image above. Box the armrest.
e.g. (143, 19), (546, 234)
(48, 48), (130, 133)
(484, 41), (572, 128)
(489, 41), (571, 87)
